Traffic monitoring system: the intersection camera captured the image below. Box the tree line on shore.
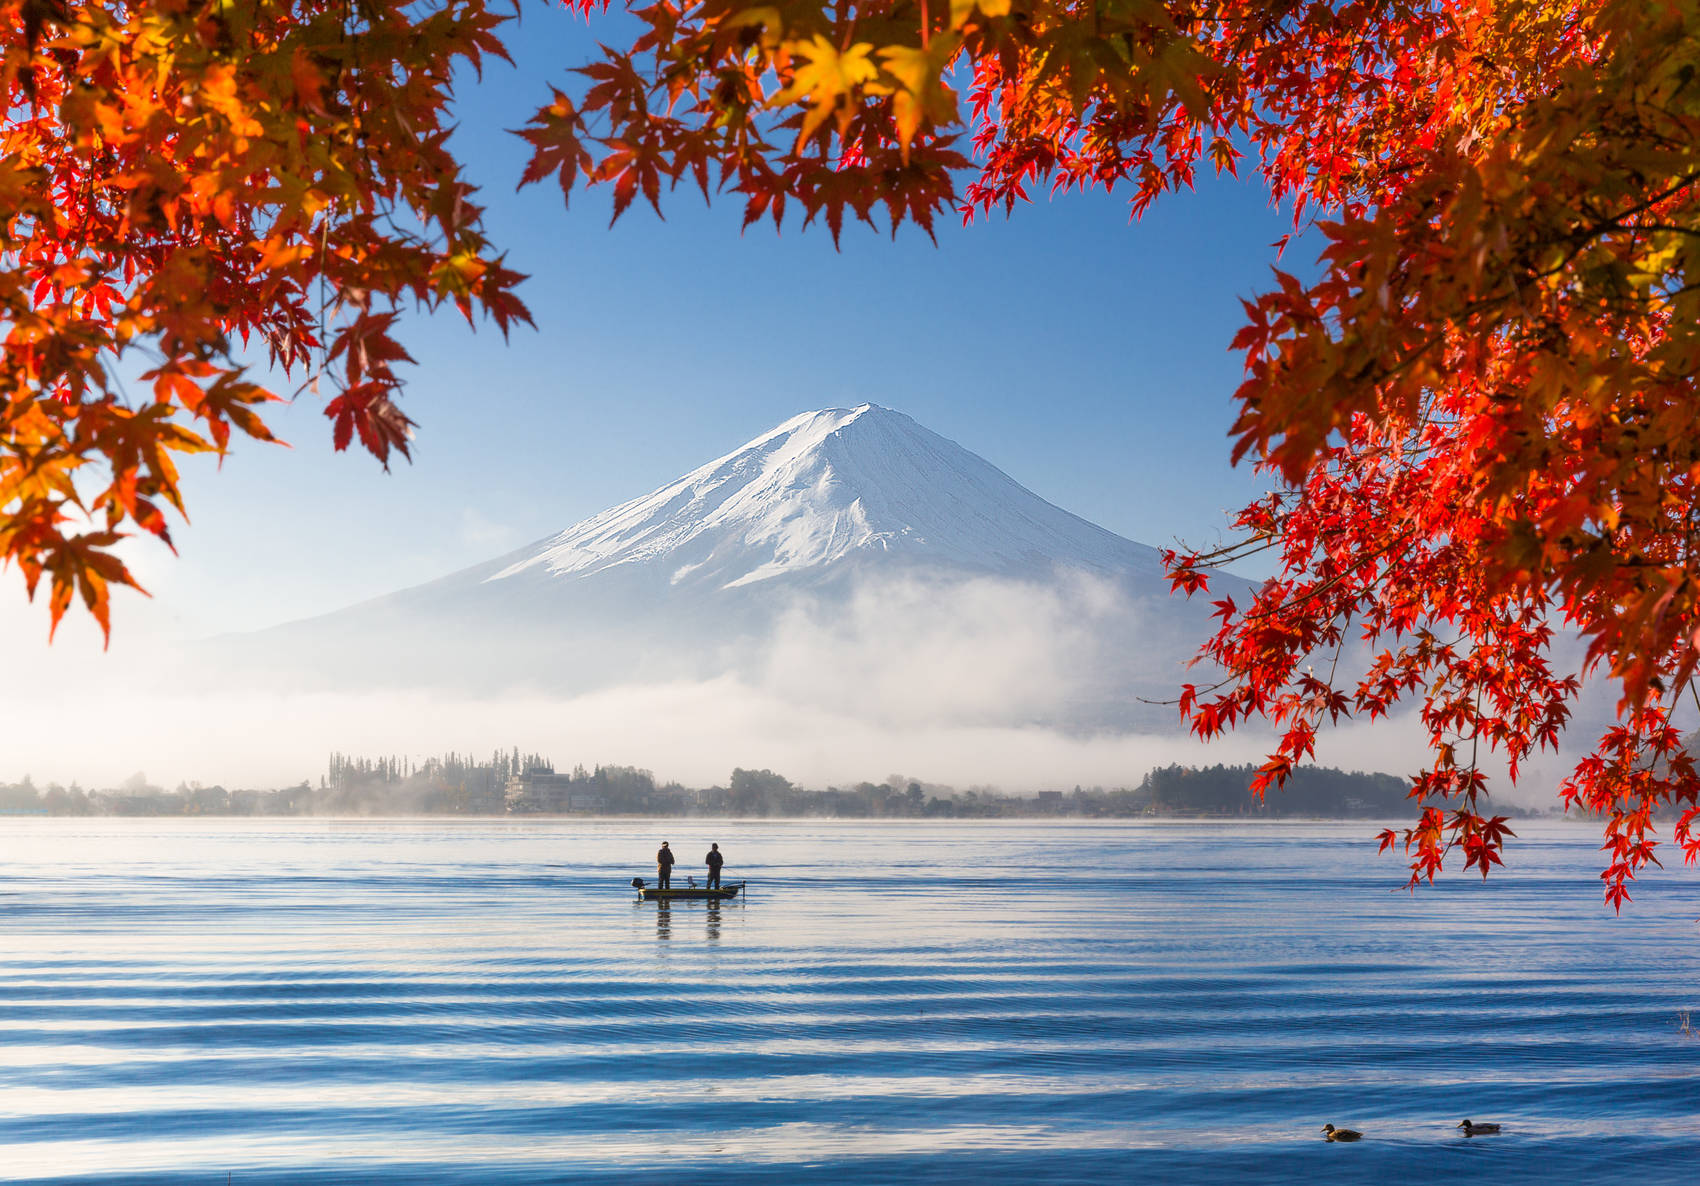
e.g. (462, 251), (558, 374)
(0, 756), (1562, 819)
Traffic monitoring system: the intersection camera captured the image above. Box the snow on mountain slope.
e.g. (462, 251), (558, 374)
(484, 404), (1165, 593)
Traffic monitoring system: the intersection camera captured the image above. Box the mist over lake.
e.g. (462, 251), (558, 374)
(1, 819), (1694, 1185)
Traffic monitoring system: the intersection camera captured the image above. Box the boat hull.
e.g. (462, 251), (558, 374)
(636, 883), (743, 902)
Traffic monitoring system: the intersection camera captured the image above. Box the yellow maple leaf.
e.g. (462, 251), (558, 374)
(948, 0), (1011, 28)
(878, 35), (961, 158)
(773, 36), (880, 145)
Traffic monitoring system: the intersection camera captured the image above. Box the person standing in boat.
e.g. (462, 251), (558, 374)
(656, 842), (676, 889)
(705, 843), (724, 890)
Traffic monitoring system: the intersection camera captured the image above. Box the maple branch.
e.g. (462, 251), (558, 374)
(1237, 526), (1419, 625)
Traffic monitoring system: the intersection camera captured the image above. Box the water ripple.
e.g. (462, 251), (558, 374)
(0, 819), (1696, 1184)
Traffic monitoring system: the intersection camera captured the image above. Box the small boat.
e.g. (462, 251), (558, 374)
(631, 877), (744, 902)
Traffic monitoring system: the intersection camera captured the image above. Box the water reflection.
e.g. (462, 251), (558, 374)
(645, 900), (724, 943)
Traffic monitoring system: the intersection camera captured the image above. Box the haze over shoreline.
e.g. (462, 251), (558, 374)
(3, 758), (1567, 821)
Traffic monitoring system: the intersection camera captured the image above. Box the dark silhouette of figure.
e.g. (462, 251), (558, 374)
(705, 843), (724, 890)
(656, 842), (675, 889)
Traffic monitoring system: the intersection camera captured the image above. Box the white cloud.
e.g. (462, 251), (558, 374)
(0, 677), (1283, 790)
(0, 567), (1571, 801)
(758, 572), (1147, 726)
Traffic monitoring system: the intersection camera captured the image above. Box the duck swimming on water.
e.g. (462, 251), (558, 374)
(1321, 1124), (1362, 1142)
(1457, 1119), (1501, 1136)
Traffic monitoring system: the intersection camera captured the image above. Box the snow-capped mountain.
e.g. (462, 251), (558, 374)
(222, 405), (1228, 729)
(486, 404), (1165, 592)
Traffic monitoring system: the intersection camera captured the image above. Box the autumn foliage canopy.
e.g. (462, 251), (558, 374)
(5, 0), (1700, 900)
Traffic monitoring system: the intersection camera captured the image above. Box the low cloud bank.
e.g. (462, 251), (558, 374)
(3, 672), (1458, 797)
(756, 571), (1181, 727)
(0, 679), (1275, 789)
(0, 569), (1519, 796)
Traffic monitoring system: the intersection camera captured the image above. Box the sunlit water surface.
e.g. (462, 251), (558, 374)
(0, 819), (1695, 1184)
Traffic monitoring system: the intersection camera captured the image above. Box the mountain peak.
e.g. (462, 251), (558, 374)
(487, 405), (1160, 592)
(712, 402), (891, 479)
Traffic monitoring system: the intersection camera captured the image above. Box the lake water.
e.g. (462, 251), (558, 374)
(0, 819), (1695, 1184)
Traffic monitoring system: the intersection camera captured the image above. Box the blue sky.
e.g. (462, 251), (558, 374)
(14, 7), (1295, 644)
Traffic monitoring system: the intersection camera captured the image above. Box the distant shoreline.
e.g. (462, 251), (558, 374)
(0, 810), (1581, 824)
(2, 759), (1575, 821)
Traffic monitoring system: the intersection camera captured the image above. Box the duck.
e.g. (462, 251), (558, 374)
(1321, 1124), (1363, 1142)
(1457, 1119), (1501, 1136)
